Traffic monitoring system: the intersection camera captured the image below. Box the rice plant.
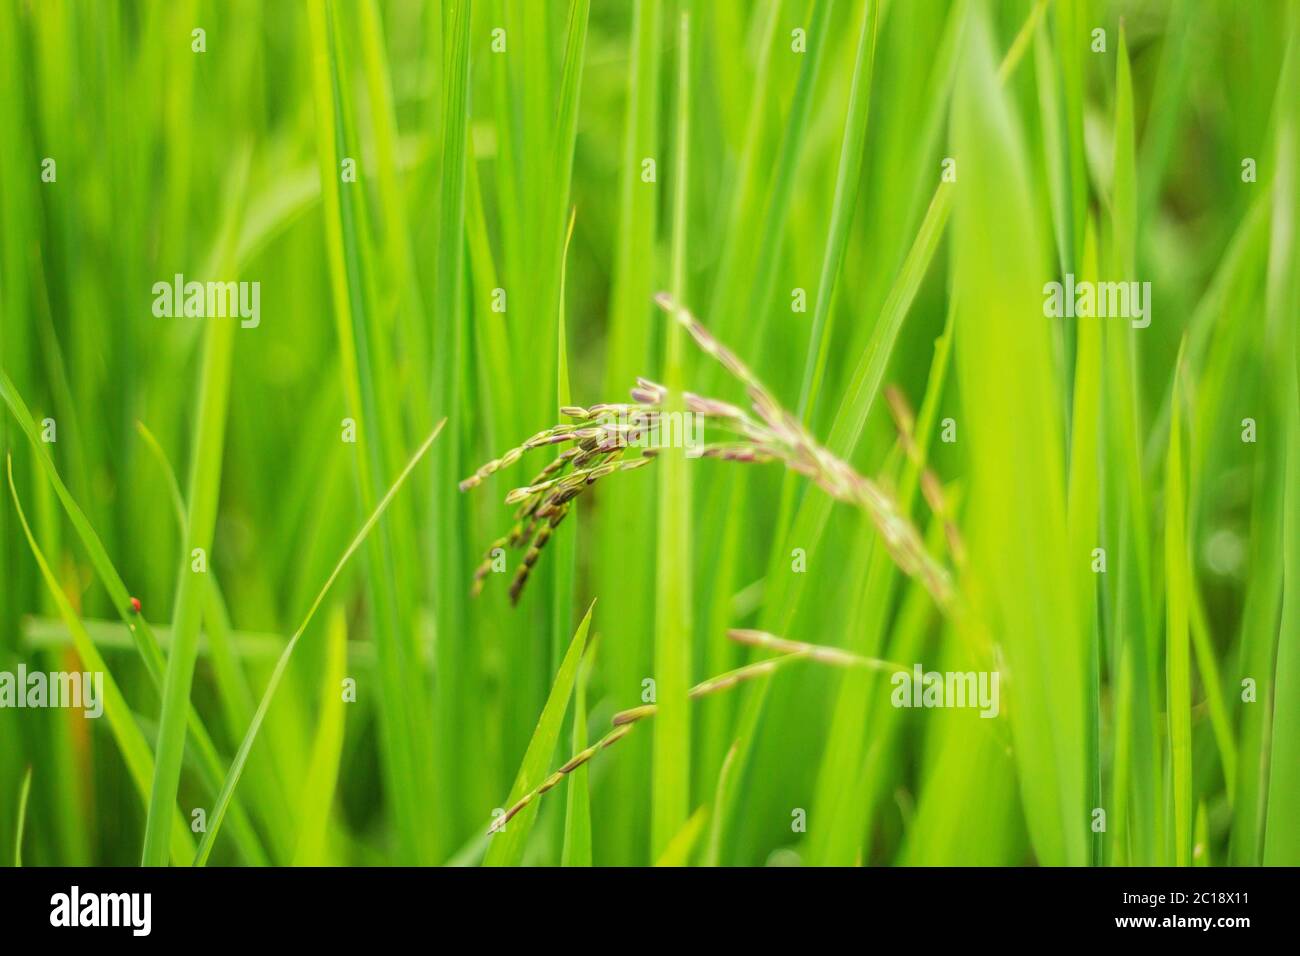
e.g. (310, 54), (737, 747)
(0, 0), (1296, 870)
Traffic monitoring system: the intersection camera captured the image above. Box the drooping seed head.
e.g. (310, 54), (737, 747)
(504, 486), (535, 506)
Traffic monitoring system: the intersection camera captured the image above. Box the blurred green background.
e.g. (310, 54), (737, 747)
(0, 0), (1296, 866)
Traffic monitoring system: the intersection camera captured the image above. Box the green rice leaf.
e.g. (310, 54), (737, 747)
(194, 421), (445, 865)
(7, 457), (195, 865)
(560, 641), (596, 867)
(949, 2), (1085, 866)
(1165, 345), (1192, 867)
(485, 599), (596, 867)
(13, 766), (31, 867)
(292, 605), (349, 866)
(652, 9), (693, 860)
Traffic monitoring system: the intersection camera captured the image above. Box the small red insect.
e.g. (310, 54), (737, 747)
(129, 597), (142, 615)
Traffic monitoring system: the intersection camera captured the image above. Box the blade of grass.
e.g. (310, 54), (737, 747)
(1194, 802), (1211, 866)
(560, 640), (595, 867)
(0, 372), (269, 865)
(723, 0), (833, 359)
(310, 0), (439, 863)
(552, 209), (579, 667)
(652, 9), (693, 860)
(700, 0), (779, 338)
(654, 805), (708, 867)
(596, 0), (661, 865)
(1053, 0), (1087, 266)
(428, 0), (473, 857)
(8, 456), (195, 865)
(1067, 220), (1104, 865)
(846, 504), (960, 866)
(554, 206), (587, 867)
(795, 0), (880, 422)
(702, 742), (738, 866)
(356, 0), (432, 380)
(1189, 531), (1238, 797)
(1165, 346), (1192, 867)
(949, 3), (1085, 865)
(807, 303), (957, 867)
(1136, 0), (1198, 223)
(539, 0), (591, 395)
(1106, 21), (1162, 866)
(194, 420), (445, 865)
(13, 766), (31, 867)
(136, 419), (297, 856)
(292, 604), (349, 866)
(140, 146), (249, 864)
(484, 599), (595, 866)
(1228, 28), (1295, 865)
(1263, 334), (1300, 864)
(465, 149), (516, 451)
(750, 6), (887, 846)
(1262, 14), (1300, 865)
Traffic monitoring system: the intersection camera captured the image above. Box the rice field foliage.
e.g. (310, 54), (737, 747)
(0, 0), (1296, 867)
